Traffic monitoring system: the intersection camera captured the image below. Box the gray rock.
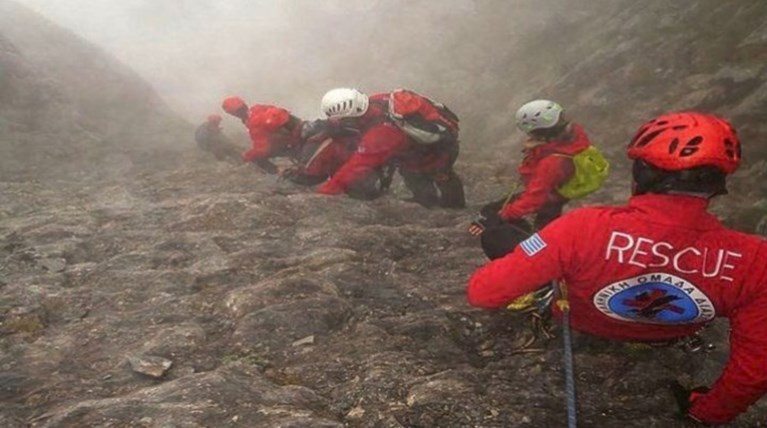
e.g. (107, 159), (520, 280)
(0, 305), (46, 336)
(230, 296), (352, 352)
(30, 364), (341, 428)
(138, 324), (207, 358)
(0, 408), (25, 428)
(0, 372), (26, 400)
(127, 355), (173, 378)
(291, 335), (315, 347)
(37, 257), (67, 273)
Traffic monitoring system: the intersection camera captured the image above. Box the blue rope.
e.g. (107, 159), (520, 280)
(555, 280), (577, 427)
(562, 304), (577, 428)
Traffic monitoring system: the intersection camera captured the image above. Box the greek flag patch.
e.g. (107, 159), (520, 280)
(520, 233), (547, 256)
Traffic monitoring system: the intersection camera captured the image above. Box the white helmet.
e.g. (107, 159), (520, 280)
(515, 99), (564, 133)
(321, 88), (369, 119)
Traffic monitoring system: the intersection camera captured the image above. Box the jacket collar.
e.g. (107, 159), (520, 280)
(524, 124), (590, 158)
(627, 193), (722, 229)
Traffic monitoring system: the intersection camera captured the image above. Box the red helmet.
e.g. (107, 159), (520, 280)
(627, 112), (741, 174)
(246, 105), (290, 131)
(222, 96), (247, 114)
(207, 114), (222, 125)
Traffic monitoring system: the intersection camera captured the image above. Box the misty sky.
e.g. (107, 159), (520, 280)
(15, 0), (290, 120)
(14, 0), (479, 123)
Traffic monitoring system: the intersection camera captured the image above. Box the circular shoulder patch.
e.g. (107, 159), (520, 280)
(593, 273), (715, 324)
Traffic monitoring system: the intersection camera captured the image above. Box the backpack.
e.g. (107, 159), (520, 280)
(553, 145), (610, 199)
(388, 89), (459, 144)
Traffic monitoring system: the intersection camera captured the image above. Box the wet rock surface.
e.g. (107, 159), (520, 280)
(1, 159), (765, 427)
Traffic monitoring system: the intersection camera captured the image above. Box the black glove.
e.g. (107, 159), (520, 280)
(300, 119), (328, 142)
(669, 380), (710, 423)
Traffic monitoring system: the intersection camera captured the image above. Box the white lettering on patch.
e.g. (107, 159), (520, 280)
(604, 231), (742, 282)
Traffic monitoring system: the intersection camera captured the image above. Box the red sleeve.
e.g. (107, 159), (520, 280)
(241, 131), (271, 162)
(318, 124), (407, 194)
(302, 139), (349, 177)
(689, 244), (767, 424)
(500, 155), (574, 221)
(467, 212), (579, 308)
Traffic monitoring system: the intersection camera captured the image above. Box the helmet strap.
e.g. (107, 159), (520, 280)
(632, 161), (728, 198)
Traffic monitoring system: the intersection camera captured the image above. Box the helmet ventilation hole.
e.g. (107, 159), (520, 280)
(635, 128), (668, 148)
(668, 138), (679, 154)
(680, 147), (699, 157)
(679, 136), (703, 157)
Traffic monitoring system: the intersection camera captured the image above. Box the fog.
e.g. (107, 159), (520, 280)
(12, 0), (767, 167)
(14, 0), (519, 125)
(13, 0), (619, 152)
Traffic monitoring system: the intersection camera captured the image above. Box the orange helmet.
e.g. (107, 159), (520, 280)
(222, 96), (247, 115)
(627, 112), (741, 174)
(207, 114), (222, 125)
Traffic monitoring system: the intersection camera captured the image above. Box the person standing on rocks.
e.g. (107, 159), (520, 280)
(316, 88), (466, 207)
(193, 114), (243, 164)
(467, 112), (767, 425)
(469, 100), (606, 259)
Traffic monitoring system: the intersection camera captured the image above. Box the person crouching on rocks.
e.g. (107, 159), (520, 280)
(221, 96), (304, 175)
(193, 114), (243, 164)
(470, 99), (607, 260)
(316, 87), (466, 206)
(467, 112), (767, 425)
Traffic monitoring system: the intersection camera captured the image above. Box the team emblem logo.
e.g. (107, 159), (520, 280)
(593, 273), (715, 324)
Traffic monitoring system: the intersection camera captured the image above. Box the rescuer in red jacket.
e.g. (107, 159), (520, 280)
(316, 88), (465, 206)
(315, 88), (407, 200)
(498, 124), (590, 223)
(280, 120), (360, 187)
(472, 100), (591, 226)
(467, 112), (767, 424)
(221, 96), (303, 174)
(469, 100), (592, 259)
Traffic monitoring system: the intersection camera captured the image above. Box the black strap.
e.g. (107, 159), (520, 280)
(379, 164), (397, 193)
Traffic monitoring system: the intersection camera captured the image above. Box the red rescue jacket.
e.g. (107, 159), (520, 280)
(467, 194), (767, 424)
(318, 93), (409, 194)
(318, 92), (459, 193)
(301, 135), (356, 178)
(500, 124), (591, 220)
(241, 105), (302, 163)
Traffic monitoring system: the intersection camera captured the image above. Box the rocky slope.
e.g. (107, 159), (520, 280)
(1, 1), (766, 428)
(0, 0), (189, 182)
(3, 161), (764, 428)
